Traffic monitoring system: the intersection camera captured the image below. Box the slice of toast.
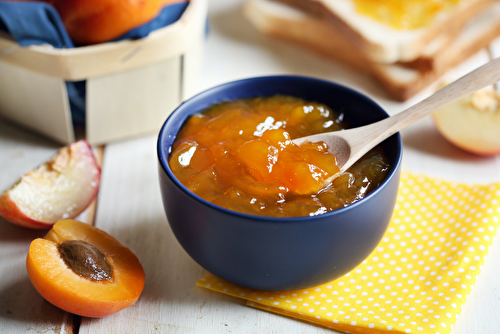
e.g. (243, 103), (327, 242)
(270, 0), (496, 64)
(244, 0), (500, 101)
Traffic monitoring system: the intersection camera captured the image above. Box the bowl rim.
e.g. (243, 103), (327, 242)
(157, 75), (403, 222)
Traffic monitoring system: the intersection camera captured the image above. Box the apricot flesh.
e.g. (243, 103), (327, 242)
(26, 219), (145, 318)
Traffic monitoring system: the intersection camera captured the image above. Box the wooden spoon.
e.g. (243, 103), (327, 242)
(293, 57), (500, 185)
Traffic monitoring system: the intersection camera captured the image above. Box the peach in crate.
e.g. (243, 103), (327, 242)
(0, 0), (207, 145)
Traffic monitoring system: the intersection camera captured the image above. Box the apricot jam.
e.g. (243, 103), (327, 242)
(169, 95), (390, 217)
(352, 0), (461, 30)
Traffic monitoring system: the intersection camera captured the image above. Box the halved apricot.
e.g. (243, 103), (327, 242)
(26, 219), (145, 318)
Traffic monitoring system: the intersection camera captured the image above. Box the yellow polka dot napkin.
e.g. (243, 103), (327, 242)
(197, 171), (500, 334)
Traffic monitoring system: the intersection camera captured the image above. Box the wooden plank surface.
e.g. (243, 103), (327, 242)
(0, 0), (499, 333)
(0, 122), (92, 334)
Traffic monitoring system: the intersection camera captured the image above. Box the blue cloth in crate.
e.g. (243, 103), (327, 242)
(0, 1), (189, 125)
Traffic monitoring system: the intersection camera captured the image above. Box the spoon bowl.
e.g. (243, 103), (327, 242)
(294, 57), (500, 185)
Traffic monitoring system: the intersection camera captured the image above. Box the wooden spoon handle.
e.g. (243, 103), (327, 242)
(387, 57), (500, 137)
(342, 57), (500, 173)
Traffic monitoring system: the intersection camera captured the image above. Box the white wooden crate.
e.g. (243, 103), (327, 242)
(0, 0), (207, 145)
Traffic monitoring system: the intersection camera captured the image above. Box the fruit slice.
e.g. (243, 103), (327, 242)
(432, 87), (500, 155)
(26, 219), (145, 318)
(0, 139), (101, 229)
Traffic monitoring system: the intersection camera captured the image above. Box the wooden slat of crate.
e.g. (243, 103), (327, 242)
(86, 57), (182, 145)
(0, 62), (74, 144)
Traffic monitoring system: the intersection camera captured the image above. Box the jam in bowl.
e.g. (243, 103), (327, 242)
(157, 76), (402, 291)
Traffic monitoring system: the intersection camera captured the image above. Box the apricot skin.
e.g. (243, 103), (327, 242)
(0, 197), (41, 229)
(0, 139), (100, 229)
(54, 0), (187, 45)
(26, 220), (145, 318)
(9, 0), (187, 45)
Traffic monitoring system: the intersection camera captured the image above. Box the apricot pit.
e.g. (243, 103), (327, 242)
(26, 219), (145, 318)
(57, 240), (113, 281)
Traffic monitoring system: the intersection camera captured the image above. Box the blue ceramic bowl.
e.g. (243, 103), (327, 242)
(157, 76), (402, 291)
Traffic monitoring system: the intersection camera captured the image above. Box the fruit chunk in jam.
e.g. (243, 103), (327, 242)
(236, 129), (339, 195)
(169, 95), (390, 217)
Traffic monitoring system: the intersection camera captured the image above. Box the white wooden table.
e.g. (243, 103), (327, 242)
(1, 1), (499, 333)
